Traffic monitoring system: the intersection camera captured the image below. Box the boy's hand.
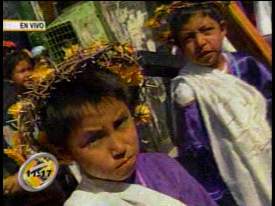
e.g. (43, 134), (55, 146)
(3, 173), (23, 195)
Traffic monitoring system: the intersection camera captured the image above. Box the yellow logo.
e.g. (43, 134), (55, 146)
(18, 152), (58, 192)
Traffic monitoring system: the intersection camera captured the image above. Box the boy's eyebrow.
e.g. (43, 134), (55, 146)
(81, 108), (129, 132)
(180, 24), (215, 35)
(76, 109), (130, 147)
(78, 130), (105, 148)
(82, 126), (103, 132)
(116, 109), (129, 119)
(181, 20), (216, 32)
(180, 30), (195, 35)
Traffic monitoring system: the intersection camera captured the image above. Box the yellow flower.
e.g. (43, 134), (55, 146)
(120, 66), (144, 86)
(107, 64), (143, 86)
(88, 40), (108, 53)
(144, 18), (161, 28)
(8, 100), (33, 119)
(115, 45), (124, 53)
(4, 147), (26, 165)
(63, 44), (80, 59)
(71, 44), (80, 53)
(131, 71), (144, 86)
(8, 102), (24, 119)
(155, 5), (170, 15)
(11, 132), (23, 146)
(30, 67), (55, 83)
(123, 44), (134, 54)
(134, 103), (151, 124)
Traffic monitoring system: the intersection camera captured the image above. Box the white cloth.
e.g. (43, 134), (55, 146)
(68, 162), (82, 183)
(254, 1), (272, 36)
(171, 62), (272, 206)
(173, 83), (195, 107)
(222, 37), (237, 52)
(64, 174), (186, 206)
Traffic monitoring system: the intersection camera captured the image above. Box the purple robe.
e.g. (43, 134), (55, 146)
(173, 52), (272, 201)
(132, 153), (218, 206)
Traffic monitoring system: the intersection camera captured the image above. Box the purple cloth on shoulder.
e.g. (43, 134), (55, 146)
(133, 153), (218, 206)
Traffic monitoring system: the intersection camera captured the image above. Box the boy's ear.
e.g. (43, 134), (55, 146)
(45, 144), (75, 164)
(38, 132), (75, 164)
(219, 20), (227, 35)
(57, 150), (75, 164)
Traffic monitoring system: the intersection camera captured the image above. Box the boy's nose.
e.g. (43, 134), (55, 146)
(24, 70), (32, 77)
(109, 137), (127, 159)
(112, 150), (126, 159)
(24, 72), (32, 81)
(195, 33), (206, 47)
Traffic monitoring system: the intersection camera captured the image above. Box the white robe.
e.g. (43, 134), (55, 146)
(171, 62), (272, 206)
(64, 174), (186, 206)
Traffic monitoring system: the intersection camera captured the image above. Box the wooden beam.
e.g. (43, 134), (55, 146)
(38, 1), (57, 24)
(226, 1), (272, 67)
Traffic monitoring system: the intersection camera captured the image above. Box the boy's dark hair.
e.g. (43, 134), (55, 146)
(169, 3), (226, 45)
(4, 50), (34, 80)
(40, 59), (139, 150)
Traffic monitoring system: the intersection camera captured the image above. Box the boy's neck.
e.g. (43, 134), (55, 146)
(81, 169), (136, 184)
(212, 53), (228, 71)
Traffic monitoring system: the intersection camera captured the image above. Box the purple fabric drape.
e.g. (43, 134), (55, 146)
(131, 153), (218, 206)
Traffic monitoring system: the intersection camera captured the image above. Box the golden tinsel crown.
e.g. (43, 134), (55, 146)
(144, 1), (229, 44)
(6, 42), (152, 165)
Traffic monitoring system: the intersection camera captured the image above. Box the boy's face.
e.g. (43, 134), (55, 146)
(178, 11), (226, 67)
(67, 97), (139, 181)
(12, 60), (33, 88)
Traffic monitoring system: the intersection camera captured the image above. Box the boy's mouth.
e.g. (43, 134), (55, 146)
(197, 50), (214, 59)
(116, 155), (136, 169)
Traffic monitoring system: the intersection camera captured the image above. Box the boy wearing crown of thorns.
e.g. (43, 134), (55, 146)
(147, 2), (271, 206)
(10, 43), (221, 206)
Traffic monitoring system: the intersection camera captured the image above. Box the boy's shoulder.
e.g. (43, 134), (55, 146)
(229, 52), (267, 66)
(229, 51), (250, 59)
(138, 152), (173, 161)
(137, 153), (197, 181)
(136, 153), (186, 186)
(137, 152), (181, 169)
(64, 190), (94, 206)
(228, 52), (271, 75)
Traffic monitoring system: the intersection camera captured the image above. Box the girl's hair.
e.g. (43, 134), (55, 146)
(40, 59), (139, 150)
(169, 3), (225, 45)
(3, 50), (34, 80)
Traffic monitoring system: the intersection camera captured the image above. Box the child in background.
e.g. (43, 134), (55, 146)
(150, 2), (271, 206)
(3, 50), (77, 206)
(3, 51), (35, 204)
(19, 44), (219, 206)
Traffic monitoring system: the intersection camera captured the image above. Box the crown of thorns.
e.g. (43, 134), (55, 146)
(145, 1), (229, 44)
(5, 42), (151, 165)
